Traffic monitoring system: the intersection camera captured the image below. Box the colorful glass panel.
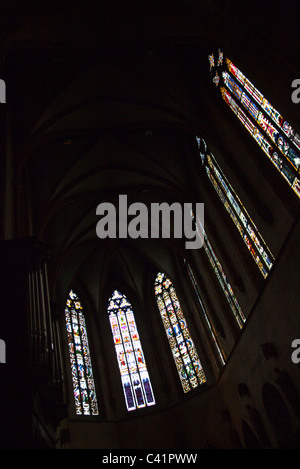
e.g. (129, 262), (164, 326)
(107, 290), (155, 412)
(197, 137), (274, 278)
(65, 290), (99, 416)
(185, 261), (226, 365)
(192, 210), (246, 329)
(222, 70), (300, 172)
(208, 50), (300, 198)
(226, 59), (300, 152)
(154, 272), (206, 393)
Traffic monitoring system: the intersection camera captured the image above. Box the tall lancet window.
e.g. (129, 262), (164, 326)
(192, 211), (246, 329)
(185, 261), (226, 366)
(196, 137), (274, 279)
(107, 290), (156, 412)
(154, 272), (206, 393)
(208, 49), (300, 199)
(65, 290), (99, 416)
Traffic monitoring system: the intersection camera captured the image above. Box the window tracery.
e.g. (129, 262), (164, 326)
(196, 137), (274, 279)
(185, 261), (226, 365)
(65, 290), (99, 415)
(107, 290), (156, 411)
(154, 272), (206, 392)
(191, 212), (246, 329)
(209, 49), (300, 198)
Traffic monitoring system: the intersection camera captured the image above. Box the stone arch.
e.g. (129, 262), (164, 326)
(262, 382), (293, 446)
(241, 419), (262, 449)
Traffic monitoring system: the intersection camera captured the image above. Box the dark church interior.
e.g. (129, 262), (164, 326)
(1, 0), (300, 450)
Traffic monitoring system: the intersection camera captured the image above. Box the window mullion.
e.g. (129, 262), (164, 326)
(160, 290), (191, 392)
(115, 308), (138, 410)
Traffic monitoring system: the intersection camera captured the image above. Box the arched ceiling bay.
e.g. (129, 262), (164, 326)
(2, 0), (297, 312)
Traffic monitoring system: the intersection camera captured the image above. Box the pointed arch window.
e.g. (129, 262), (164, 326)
(196, 136), (274, 279)
(107, 290), (156, 412)
(192, 212), (246, 329)
(65, 290), (99, 416)
(208, 49), (300, 198)
(154, 272), (206, 393)
(185, 260), (226, 366)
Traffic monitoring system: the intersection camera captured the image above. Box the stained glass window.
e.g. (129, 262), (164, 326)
(192, 211), (246, 329)
(185, 261), (226, 366)
(107, 290), (156, 412)
(154, 272), (206, 393)
(196, 137), (274, 279)
(208, 49), (300, 198)
(65, 290), (99, 416)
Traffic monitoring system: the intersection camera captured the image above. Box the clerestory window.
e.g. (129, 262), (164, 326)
(65, 290), (99, 416)
(208, 49), (300, 198)
(154, 272), (206, 393)
(107, 290), (156, 412)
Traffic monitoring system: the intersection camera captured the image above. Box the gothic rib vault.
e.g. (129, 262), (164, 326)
(1, 0), (300, 449)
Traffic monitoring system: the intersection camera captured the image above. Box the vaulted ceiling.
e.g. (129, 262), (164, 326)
(1, 0), (298, 312)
